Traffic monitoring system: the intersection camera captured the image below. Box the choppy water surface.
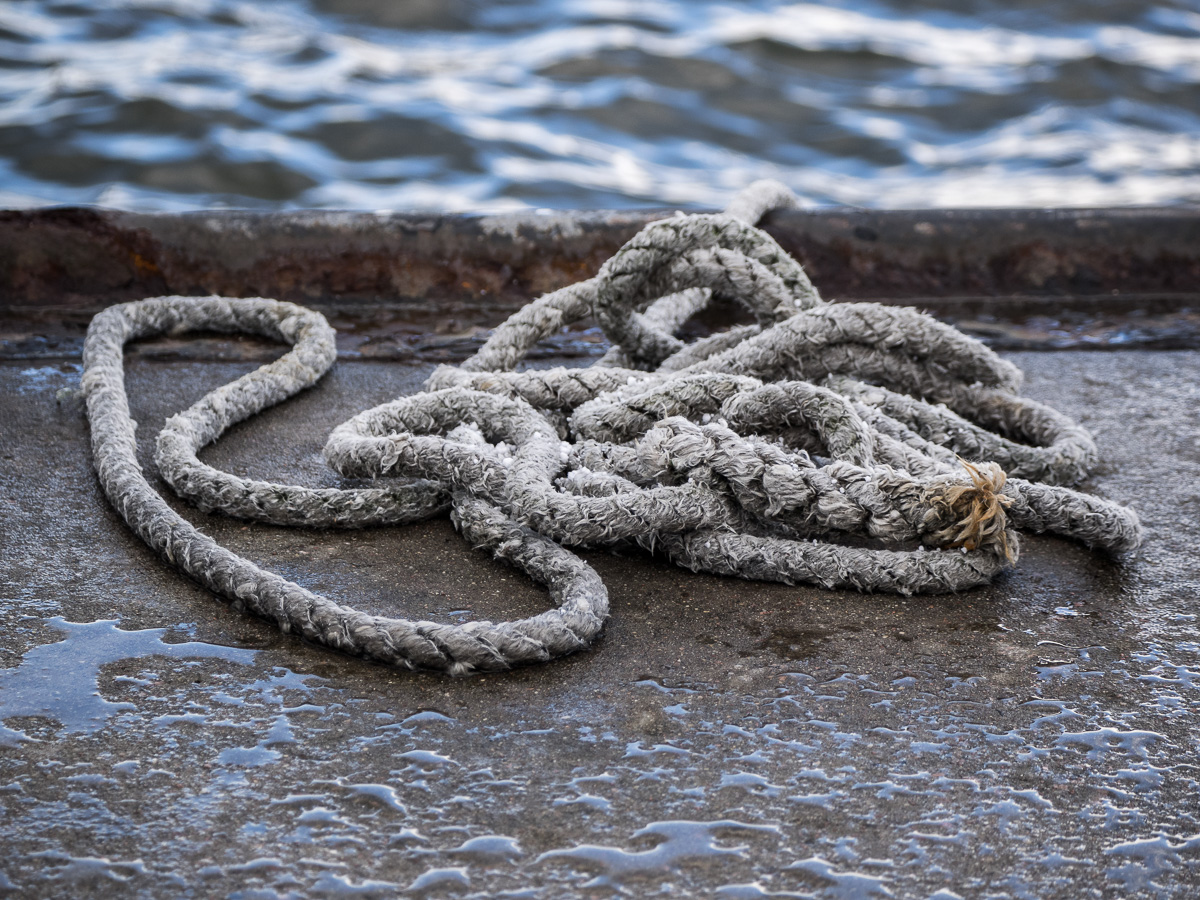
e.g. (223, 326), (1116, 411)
(2, 0), (1200, 211)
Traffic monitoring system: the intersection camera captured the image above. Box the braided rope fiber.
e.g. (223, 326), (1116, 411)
(82, 181), (1141, 674)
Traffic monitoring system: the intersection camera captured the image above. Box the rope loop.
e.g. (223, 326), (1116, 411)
(593, 213), (819, 368)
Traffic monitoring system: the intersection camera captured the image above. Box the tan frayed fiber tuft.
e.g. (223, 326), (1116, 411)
(930, 460), (1016, 563)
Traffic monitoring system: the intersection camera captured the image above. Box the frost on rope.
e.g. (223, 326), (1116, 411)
(82, 180), (1141, 674)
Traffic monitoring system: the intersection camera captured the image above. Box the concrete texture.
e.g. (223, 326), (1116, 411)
(4, 207), (1200, 362)
(5, 206), (1199, 311)
(1, 347), (1199, 898)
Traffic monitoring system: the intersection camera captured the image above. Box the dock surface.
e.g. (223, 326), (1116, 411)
(2, 206), (1199, 897)
(3, 347), (1199, 897)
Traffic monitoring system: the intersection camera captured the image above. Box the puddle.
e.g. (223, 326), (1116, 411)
(11, 363), (81, 396)
(786, 857), (893, 898)
(447, 835), (524, 864)
(539, 820), (781, 888)
(0, 618), (256, 743)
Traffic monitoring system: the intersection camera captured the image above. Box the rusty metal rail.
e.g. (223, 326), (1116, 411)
(2, 206), (1198, 359)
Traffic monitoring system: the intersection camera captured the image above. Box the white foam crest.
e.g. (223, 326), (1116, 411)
(1094, 25), (1200, 78)
(707, 4), (1094, 70)
(325, 23), (700, 81)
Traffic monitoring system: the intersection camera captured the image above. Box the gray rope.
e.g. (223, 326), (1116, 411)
(83, 298), (607, 675)
(82, 180), (1141, 674)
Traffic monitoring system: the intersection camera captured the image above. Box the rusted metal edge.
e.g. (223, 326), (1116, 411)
(2, 205), (1198, 359)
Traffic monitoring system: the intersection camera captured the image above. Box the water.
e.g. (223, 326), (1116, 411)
(2, 0), (1200, 212)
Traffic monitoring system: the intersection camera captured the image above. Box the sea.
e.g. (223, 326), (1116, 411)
(2, 0), (1199, 211)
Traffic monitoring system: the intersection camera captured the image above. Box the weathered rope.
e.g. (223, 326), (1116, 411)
(82, 180), (1141, 674)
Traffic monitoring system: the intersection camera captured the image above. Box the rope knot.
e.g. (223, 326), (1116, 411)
(928, 460), (1016, 562)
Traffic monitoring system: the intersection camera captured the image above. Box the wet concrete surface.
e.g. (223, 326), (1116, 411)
(2, 347), (1200, 898)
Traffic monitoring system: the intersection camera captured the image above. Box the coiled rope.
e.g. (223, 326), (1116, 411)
(82, 181), (1141, 674)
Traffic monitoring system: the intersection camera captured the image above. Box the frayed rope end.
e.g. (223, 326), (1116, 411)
(929, 459), (1016, 563)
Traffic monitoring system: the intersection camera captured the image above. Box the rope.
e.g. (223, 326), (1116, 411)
(82, 180), (1142, 674)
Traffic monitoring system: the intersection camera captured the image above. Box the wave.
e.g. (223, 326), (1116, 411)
(1, 0), (1198, 210)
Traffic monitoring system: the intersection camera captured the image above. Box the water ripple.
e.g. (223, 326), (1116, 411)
(1, 0), (1198, 210)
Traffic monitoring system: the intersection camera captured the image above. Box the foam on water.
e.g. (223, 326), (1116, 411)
(0, 0), (1198, 210)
